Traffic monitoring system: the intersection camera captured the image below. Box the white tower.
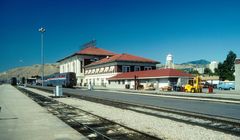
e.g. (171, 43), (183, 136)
(209, 61), (219, 73)
(165, 54), (174, 69)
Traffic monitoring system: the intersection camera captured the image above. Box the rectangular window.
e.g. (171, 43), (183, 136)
(134, 66), (140, 71)
(123, 66), (130, 72)
(118, 80), (120, 84)
(80, 61), (83, 73)
(122, 80), (125, 84)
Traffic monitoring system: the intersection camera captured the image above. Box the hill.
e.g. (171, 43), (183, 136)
(0, 63), (59, 81)
(157, 63), (201, 70)
(182, 59), (210, 65)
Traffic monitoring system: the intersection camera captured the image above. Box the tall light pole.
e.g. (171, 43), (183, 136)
(38, 27), (46, 86)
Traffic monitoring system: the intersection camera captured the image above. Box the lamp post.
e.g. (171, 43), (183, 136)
(38, 27), (46, 86)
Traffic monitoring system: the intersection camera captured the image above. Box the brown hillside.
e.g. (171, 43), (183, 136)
(0, 63), (59, 80)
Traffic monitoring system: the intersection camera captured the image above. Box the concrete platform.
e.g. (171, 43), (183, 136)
(0, 84), (87, 140)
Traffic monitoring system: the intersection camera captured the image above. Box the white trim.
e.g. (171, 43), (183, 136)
(109, 66), (114, 72)
(104, 67), (109, 72)
(91, 69), (95, 74)
(95, 68), (100, 74)
(99, 67), (104, 73)
(88, 69), (92, 74)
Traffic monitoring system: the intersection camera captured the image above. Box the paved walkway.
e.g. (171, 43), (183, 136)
(0, 84), (87, 140)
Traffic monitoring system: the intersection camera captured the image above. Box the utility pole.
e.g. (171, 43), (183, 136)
(38, 27), (46, 86)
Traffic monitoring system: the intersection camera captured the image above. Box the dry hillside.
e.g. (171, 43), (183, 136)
(0, 63), (59, 81)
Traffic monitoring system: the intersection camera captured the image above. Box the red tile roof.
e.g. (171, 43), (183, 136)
(57, 46), (116, 62)
(85, 53), (159, 67)
(76, 46), (116, 56)
(108, 68), (192, 80)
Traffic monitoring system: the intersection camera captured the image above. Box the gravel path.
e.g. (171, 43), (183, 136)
(26, 87), (240, 140)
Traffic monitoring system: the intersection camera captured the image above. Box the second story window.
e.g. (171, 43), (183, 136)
(134, 66), (140, 71)
(144, 67), (152, 70)
(123, 66), (130, 72)
(80, 61), (83, 73)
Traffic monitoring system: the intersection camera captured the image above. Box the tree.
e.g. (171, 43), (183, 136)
(214, 68), (219, 75)
(204, 68), (213, 76)
(217, 51), (236, 81)
(189, 70), (199, 75)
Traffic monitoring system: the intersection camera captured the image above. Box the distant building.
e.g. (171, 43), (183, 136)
(235, 58), (240, 91)
(194, 67), (205, 74)
(209, 61), (219, 73)
(165, 54), (174, 69)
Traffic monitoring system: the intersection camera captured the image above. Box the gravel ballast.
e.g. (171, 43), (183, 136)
(26, 87), (239, 140)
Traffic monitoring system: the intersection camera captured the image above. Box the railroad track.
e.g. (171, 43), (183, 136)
(17, 87), (161, 140)
(27, 85), (240, 137)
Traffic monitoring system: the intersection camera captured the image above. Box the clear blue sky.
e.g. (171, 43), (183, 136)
(1, 0), (240, 72)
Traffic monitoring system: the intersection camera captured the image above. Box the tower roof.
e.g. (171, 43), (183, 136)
(57, 46), (116, 62)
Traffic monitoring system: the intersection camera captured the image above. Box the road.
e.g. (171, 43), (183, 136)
(68, 88), (240, 120)
(34, 86), (240, 120)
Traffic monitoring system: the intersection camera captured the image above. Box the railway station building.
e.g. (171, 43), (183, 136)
(57, 41), (192, 89)
(57, 41), (116, 86)
(107, 68), (192, 90)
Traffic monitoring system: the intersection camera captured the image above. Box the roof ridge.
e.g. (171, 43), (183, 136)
(116, 53), (125, 60)
(80, 45), (96, 50)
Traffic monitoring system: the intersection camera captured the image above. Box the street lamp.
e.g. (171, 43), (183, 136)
(38, 27), (46, 86)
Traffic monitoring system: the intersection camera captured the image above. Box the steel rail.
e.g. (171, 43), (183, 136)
(17, 87), (161, 140)
(28, 85), (240, 136)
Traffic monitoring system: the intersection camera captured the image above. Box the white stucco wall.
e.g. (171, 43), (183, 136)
(85, 73), (118, 86)
(235, 61), (240, 91)
(59, 55), (99, 85)
(59, 56), (79, 74)
(107, 77), (191, 90)
(158, 78), (170, 88)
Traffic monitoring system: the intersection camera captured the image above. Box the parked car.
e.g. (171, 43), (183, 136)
(201, 81), (211, 88)
(217, 81), (235, 90)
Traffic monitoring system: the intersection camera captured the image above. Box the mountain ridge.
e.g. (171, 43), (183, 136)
(0, 63), (59, 81)
(181, 59), (210, 65)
